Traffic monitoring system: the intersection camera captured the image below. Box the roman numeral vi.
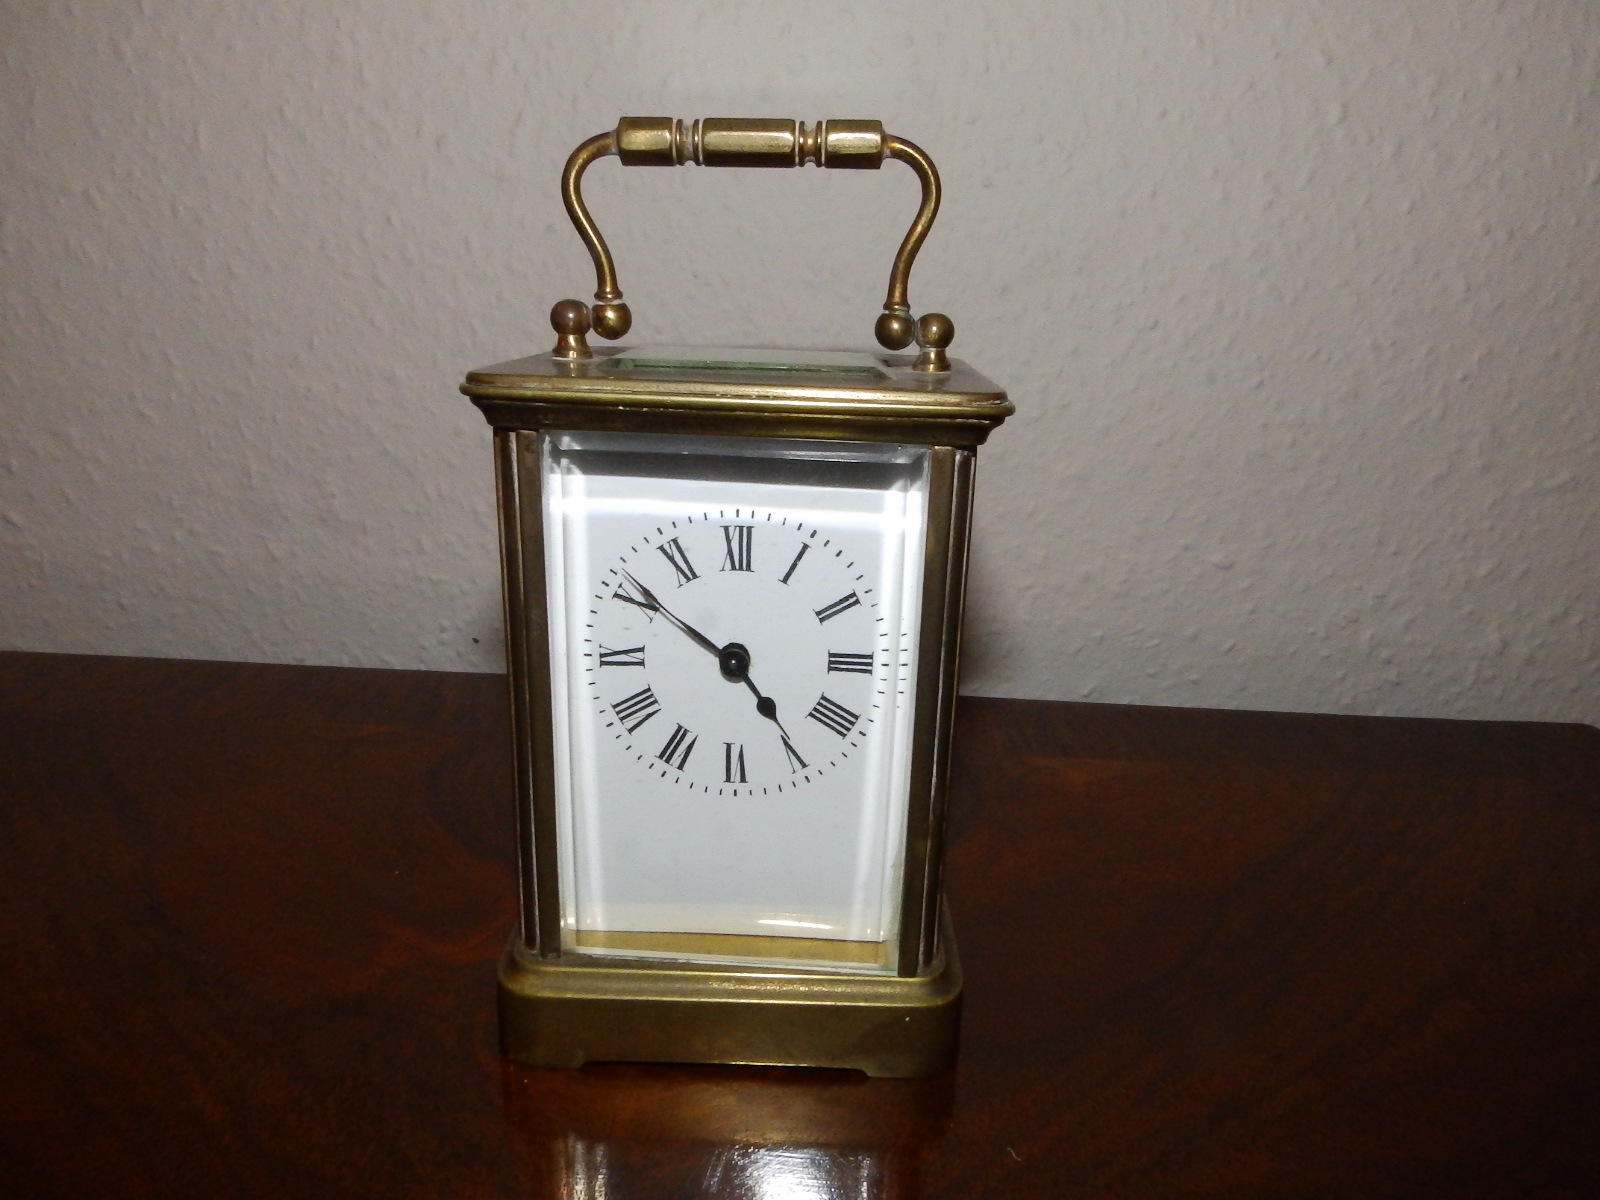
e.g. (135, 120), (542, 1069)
(724, 742), (747, 783)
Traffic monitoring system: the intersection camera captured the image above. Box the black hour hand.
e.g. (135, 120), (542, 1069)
(718, 642), (791, 739)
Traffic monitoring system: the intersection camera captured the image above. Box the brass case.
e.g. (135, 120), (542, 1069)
(463, 349), (1009, 1077)
(497, 906), (963, 1079)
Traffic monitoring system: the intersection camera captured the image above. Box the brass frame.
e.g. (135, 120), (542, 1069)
(467, 351), (1009, 447)
(468, 352), (1007, 1076)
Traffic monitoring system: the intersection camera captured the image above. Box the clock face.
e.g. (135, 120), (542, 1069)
(541, 431), (930, 974)
(589, 510), (895, 797)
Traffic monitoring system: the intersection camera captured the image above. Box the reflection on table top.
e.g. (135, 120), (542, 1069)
(2, 651), (1596, 1197)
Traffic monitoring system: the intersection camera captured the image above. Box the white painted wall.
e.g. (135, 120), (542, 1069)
(3, 1), (1596, 723)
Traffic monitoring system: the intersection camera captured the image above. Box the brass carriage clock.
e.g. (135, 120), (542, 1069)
(461, 118), (1010, 1078)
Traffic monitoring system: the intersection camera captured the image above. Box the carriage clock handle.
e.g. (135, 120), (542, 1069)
(549, 117), (954, 373)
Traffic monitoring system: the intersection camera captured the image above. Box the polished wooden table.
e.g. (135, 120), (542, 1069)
(2, 651), (1596, 1197)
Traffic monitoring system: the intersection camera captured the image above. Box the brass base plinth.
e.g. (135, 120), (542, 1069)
(497, 917), (962, 1079)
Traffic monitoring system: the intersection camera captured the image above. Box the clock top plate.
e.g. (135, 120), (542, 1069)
(461, 346), (1012, 447)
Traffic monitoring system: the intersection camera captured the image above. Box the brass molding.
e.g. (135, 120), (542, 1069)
(498, 905), (964, 1078)
(552, 118), (954, 367)
(463, 350), (1012, 448)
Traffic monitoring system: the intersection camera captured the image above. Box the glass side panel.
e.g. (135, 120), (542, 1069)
(542, 430), (928, 974)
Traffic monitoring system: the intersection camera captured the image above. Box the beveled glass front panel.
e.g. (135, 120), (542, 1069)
(541, 430), (929, 974)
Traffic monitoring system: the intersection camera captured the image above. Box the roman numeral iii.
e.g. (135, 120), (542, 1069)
(598, 645), (645, 667)
(724, 742), (747, 783)
(720, 525), (753, 573)
(656, 537), (698, 585)
(657, 723), (697, 770)
(610, 686), (661, 734)
(806, 694), (860, 738)
(827, 651), (873, 674)
(813, 591), (862, 623)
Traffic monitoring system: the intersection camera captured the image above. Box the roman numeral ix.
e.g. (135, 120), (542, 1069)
(806, 694), (860, 739)
(598, 645), (645, 667)
(610, 686), (661, 734)
(721, 525), (753, 573)
(657, 723), (697, 771)
(656, 537), (698, 586)
(813, 591), (861, 624)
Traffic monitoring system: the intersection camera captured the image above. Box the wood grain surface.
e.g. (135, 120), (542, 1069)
(1, 651), (1596, 1198)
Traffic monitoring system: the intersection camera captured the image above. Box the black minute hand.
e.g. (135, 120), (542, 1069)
(619, 570), (721, 659)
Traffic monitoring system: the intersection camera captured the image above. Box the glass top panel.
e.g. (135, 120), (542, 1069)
(606, 346), (890, 382)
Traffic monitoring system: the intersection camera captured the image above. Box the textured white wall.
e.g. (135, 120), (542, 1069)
(3, 1), (1596, 723)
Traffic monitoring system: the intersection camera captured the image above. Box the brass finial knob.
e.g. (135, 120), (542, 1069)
(550, 299), (593, 359)
(913, 312), (954, 373)
(590, 300), (632, 340)
(875, 311), (916, 351)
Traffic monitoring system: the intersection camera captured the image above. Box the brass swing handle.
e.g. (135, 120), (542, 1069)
(550, 117), (954, 372)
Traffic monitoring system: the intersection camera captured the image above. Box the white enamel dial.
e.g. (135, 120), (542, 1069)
(541, 431), (930, 974)
(590, 510), (891, 796)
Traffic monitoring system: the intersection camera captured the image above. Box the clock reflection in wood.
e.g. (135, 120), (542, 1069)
(462, 118), (1011, 1077)
(500, 1062), (954, 1199)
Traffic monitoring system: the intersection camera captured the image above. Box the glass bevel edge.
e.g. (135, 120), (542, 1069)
(570, 928), (891, 973)
(500, 430), (563, 957)
(896, 446), (974, 976)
